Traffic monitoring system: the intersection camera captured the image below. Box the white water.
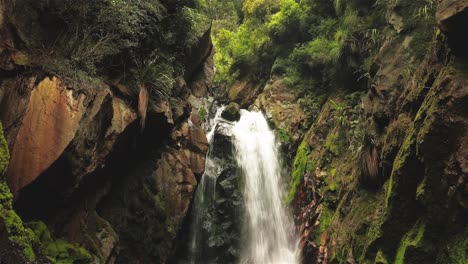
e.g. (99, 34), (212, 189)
(233, 110), (299, 264)
(188, 106), (225, 264)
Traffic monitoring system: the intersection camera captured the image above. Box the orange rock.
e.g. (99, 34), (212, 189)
(7, 77), (86, 195)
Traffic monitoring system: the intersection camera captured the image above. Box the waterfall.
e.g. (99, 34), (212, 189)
(184, 108), (298, 264)
(233, 110), (298, 264)
(188, 106), (226, 264)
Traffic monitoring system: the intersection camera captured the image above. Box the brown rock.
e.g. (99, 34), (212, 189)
(251, 77), (305, 146)
(189, 47), (215, 97)
(187, 121), (209, 154)
(228, 81), (263, 108)
(64, 210), (118, 263)
(436, 0), (468, 27)
(436, 0), (468, 57)
(154, 149), (198, 222)
(7, 77), (86, 194)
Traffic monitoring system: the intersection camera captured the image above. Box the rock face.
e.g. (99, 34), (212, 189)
(0, 2), (214, 263)
(251, 77), (306, 148)
(287, 1), (468, 263)
(436, 0), (468, 57)
(7, 77), (88, 194)
(176, 119), (243, 264)
(227, 80), (263, 108)
(1, 75), (137, 196)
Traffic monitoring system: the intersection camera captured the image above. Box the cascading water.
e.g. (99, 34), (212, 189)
(233, 110), (298, 264)
(188, 106), (226, 263)
(184, 108), (298, 264)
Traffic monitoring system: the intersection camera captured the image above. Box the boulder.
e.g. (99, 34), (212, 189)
(227, 81), (263, 108)
(221, 102), (241, 121)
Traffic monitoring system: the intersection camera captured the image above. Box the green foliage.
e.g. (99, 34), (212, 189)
(14, 0), (210, 96)
(198, 105), (208, 123)
(132, 56), (175, 99)
(275, 128), (290, 144)
(297, 93), (326, 127)
(286, 140), (311, 203)
(314, 206), (334, 243)
(330, 99), (349, 127)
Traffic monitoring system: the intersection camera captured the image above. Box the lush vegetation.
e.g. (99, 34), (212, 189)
(212, 0), (437, 124)
(213, 0), (387, 87)
(13, 0), (212, 97)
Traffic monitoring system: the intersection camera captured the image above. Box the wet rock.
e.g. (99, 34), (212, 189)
(227, 80), (263, 108)
(251, 77), (305, 148)
(221, 102), (241, 121)
(436, 0), (468, 58)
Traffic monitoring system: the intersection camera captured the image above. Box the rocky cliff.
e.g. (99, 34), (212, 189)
(219, 0), (467, 263)
(285, 1), (468, 263)
(0, 0), (214, 263)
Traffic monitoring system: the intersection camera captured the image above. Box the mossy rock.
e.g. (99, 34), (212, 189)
(0, 122), (9, 175)
(0, 122), (37, 262)
(221, 102), (241, 121)
(28, 221), (93, 264)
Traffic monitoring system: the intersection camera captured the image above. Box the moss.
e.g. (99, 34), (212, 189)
(436, 227), (468, 264)
(385, 125), (415, 207)
(375, 250), (389, 264)
(325, 130), (345, 156)
(28, 221), (93, 264)
(415, 179), (426, 200)
(286, 139), (311, 203)
(314, 206), (334, 244)
(0, 182), (37, 262)
(0, 122), (9, 175)
(198, 105), (207, 123)
(43, 240), (92, 264)
(395, 219), (426, 264)
(275, 128), (291, 144)
(0, 122), (37, 262)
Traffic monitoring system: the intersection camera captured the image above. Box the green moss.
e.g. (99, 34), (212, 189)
(395, 219), (426, 264)
(198, 105), (207, 123)
(0, 122), (38, 262)
(314, 206), (334, 244)
(0, 182), (37, 262)
(286, 139), (311, 203)
(0, 122), (9, 175)
(375, 250), (389, 264)
(436, 227), (468, 264)
(386, 126), (415, 207)
(276, 128), (291, 144)
(28, 221), (93, 264)
(43, 240), (92, 264)
(325, 130), (344, 156)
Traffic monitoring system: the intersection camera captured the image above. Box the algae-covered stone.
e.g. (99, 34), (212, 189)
(221, 102), (241, 121)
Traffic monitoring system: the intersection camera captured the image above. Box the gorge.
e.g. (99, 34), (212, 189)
(0, 0), (467, 263)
